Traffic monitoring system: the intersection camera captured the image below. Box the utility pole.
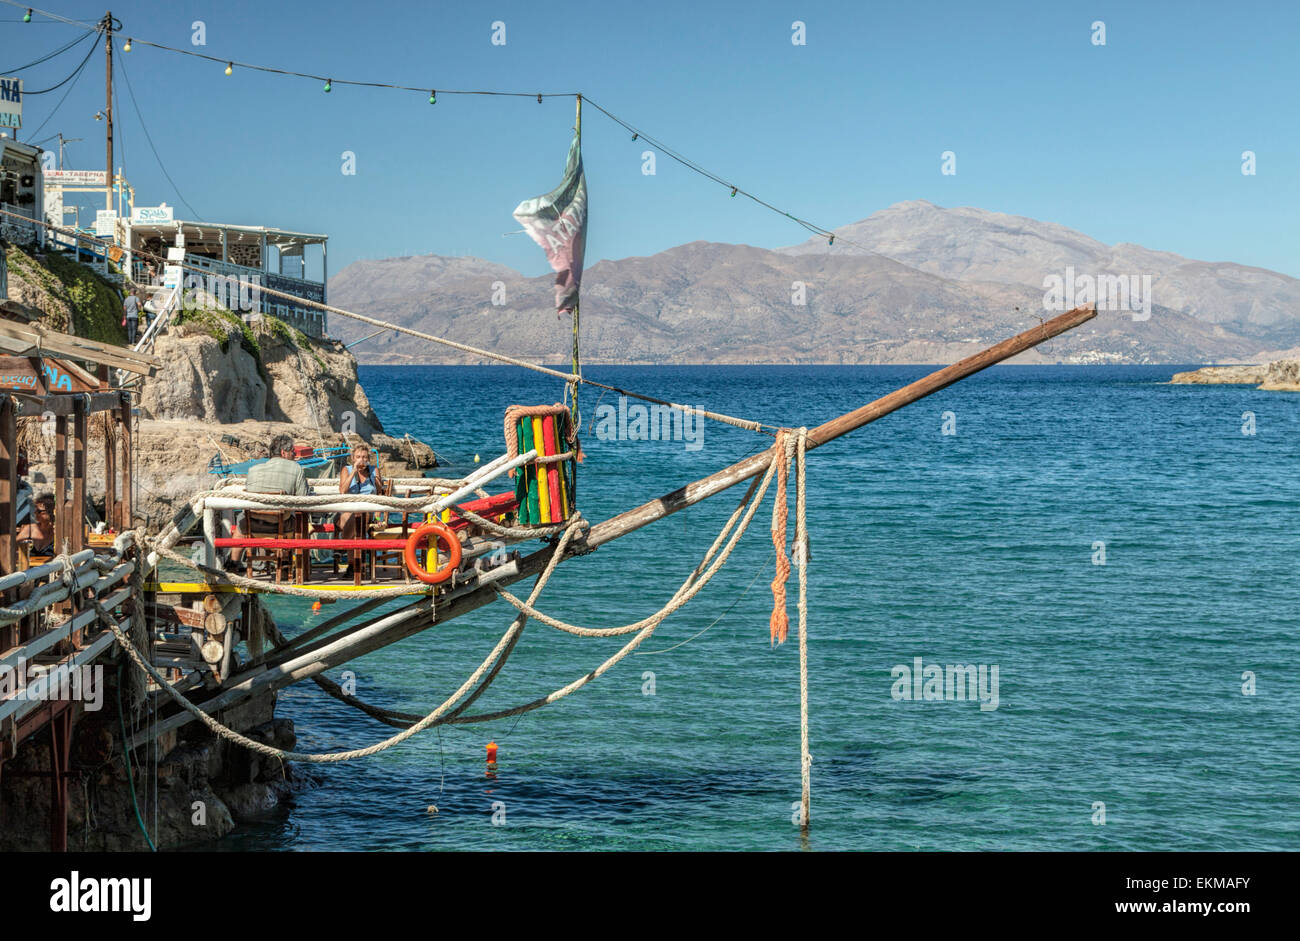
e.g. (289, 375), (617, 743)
(56, 134), (83, 170)
(104, 11), (113, 211)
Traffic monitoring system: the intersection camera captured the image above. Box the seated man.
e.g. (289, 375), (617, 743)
(228, 434), (308, 568)
(17, 492), (56, 555)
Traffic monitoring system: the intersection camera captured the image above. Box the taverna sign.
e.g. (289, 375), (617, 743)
(131, 204), (173, 224)
(0, 76), (21, 129)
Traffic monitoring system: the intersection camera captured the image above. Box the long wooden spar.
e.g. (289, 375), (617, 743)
(587, 304), (1096, 548)
(135, 304), (1095, 744)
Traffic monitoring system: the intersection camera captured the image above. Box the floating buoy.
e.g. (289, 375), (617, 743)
(312, 601), (322, 612)
(474, 453), (481, 463)
(426, 804), (439, 814)
(486, 741), (498, 765)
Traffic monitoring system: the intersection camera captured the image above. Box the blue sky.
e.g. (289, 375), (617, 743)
(4, 0), (1297, 278)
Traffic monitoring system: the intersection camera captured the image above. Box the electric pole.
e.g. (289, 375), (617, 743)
(104, 11), (113, 211)
(56, 134), (83, 170)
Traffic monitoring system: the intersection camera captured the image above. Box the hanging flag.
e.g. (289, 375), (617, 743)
(513, 132), (587, 316)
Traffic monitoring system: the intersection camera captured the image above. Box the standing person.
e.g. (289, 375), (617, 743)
(122, 290), (141, 346)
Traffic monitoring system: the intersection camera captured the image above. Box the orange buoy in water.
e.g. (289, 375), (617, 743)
(312, 601), (322, 612)
(486, 741), (498, 765)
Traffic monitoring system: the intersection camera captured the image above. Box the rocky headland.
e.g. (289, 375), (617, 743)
(1170, 358), (1300, 391)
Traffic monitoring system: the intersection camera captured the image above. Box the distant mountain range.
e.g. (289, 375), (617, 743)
(328, 200), (1300, 365)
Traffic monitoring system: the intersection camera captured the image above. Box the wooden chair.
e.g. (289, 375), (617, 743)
(242, 491), (306, 583)
(372, 481), (433, 582)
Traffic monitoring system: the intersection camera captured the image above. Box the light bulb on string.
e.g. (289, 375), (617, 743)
(24, 9), (31, 23)
(323, 79), (332, 93)
(537, 93), (542, 104)
(429, 90), (436, 104)
(730, 187), (738, 198)
(225, 62), (233, 76)
(123, 38), (132, 52)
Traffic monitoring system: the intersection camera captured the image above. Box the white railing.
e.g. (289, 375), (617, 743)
(0, 541), (137, 734)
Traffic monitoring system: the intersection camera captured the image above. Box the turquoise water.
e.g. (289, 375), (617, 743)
(219, 365), (1299, 850)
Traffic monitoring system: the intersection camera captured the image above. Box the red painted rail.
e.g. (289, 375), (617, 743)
(214, 537), (409, 550)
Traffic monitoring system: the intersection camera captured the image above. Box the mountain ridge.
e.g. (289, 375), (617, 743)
(327, 201), (1296, 365)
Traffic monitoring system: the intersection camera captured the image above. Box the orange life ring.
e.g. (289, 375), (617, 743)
(404, 522), (462, 585)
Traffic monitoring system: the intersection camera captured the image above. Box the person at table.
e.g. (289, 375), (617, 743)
(17, 492), (56, 555)
(227, 434), (308, 569)
(337, 444), (383, 540)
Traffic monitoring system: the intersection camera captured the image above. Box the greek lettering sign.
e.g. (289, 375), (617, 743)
(44, 169), (110, 186)
(0, 77), (21, 130)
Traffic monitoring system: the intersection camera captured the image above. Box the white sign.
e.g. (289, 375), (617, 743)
(132, 205), (174, 224)
(95, 210), (117, 237)
(44, 169), (109, 186)
(0, 77), (21, 130)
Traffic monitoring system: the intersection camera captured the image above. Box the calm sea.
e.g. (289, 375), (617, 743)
(216, 365), (1299, 851)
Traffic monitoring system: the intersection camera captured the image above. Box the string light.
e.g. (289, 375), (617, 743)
(828, 235), (834, 246)
(12, 2), (859, 253)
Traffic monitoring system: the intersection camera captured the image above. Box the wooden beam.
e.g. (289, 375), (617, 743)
(0, 320), (161, 376)
(9, 391), (124, 417)
(587, 305), (1098, 548)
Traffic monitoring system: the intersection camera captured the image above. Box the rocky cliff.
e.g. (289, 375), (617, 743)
(5, 250), (436, 529)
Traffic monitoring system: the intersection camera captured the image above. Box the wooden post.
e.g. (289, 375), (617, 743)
(119, 395), (132, 530)
(0, 395), (16, 653)
(72, 398), (86, 555)
(55, 414), (68, 554)
(0, 396), (16, 578)
(103, 411), (117, 531)
(202, 506), (218, 571)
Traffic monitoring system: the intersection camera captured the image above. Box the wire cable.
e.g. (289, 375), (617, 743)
(6, 1), (854, 249)
(21, 24), (99, 94)
(2, 25), (94, 73)
(117, 50), (203, 220)
(24, 28), (98, 140)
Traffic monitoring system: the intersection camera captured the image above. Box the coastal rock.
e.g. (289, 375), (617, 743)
(1170, 358), (1300, 391)
(1169, 365), (1267, 385)
(1259, 358), (1300, 391)
(140, 327), (269, 422)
